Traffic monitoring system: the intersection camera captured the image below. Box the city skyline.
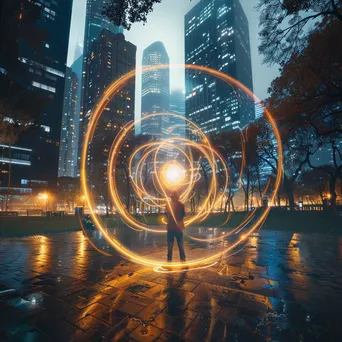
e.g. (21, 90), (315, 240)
(67, 0), (279, 124)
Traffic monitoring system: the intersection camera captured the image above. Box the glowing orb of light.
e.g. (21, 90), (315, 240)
(160, 162), (186, 189)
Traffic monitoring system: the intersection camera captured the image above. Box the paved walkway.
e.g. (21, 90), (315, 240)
(1, 229), (342, 341)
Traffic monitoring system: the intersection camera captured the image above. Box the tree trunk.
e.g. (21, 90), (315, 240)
(329, 174), (337, 215)
(5, 142), (12, 211)
(245, 170), (250, 211)
(126, 174), (130, 214)
(202, 164), (209, 209)
(283, 176), (295, 211)
(231, 196), (235, 212)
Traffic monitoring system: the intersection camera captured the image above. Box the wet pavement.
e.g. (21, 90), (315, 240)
(0, 228), (342, 341)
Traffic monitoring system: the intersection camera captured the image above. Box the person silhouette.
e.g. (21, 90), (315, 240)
(165, 191), (186, 262)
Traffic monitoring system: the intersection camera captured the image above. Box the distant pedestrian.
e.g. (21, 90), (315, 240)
(165, 191), (186, 262)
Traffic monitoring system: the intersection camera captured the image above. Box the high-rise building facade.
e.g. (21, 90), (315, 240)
(84, 31), (136, 125)
(185, 0), (254, 135)
(170, 90), (186, 137)
(0, 0), (73, 192)
(255, 102), (264, 120)
(141, 41), (170, 137)
(58, 54), (83, 179)
(84, 30), (136, 210)
(79, 0), (123, 150)
(58, 68), (78, 178)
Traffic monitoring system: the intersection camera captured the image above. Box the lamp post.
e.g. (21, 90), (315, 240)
(43, 193), (48, 212)
(81, 195), (86, 216)
(38, 193), (49, 213)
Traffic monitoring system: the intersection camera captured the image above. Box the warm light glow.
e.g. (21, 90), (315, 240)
(38, 193), (48, 200)
(80, 64), (283, 270)
(160, 162), (185, 189)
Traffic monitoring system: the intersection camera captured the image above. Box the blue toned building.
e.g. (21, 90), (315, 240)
(0, 0), (73, 190)
(141, 41), (170, 137)
(185, 0), (254, 134)
(170, 90), (186, 138)
(58, 53), (83, 179)
(58, 67), (78, 178)
(79, 0), (123, 152)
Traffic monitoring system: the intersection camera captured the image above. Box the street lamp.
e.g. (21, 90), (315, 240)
(38, 193), (49, 212)
(81, 195), (86, 210)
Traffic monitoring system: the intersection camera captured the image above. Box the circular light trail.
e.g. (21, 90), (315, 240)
(80, 64), (283, 270)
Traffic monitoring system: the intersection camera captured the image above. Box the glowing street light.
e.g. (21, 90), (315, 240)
(38, 193), (49, 212)
(81, 195), (86, 208)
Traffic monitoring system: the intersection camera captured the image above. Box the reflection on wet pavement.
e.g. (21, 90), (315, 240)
(0, 228), (342, 341)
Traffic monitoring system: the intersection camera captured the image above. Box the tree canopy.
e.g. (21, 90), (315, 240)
(265, 19), (342, 137)
(103, 0), (162, 30)
(257, 0), (342, 65)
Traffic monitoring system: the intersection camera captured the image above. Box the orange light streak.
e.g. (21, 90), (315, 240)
(80, 64), (283, 269)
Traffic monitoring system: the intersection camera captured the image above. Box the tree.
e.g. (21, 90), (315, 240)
(257, 0), (342, 65)
(116, 134), (150, 213)
(211, 127), (263, 212)
(211, 130), (241, 212)
(266, 20), (342, 137)
(103, 0), (162, 30)
(307, 137), (342, 213)
(298, 169), (329, 204)
(262, 15), (342, 213)
(256, 118), (317, 211)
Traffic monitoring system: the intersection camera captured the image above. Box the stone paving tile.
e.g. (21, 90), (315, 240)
(30, 311), (81, 341)
(74, 313), (109, 332)
(104, 317), (141, 341)
(114, 300), (145, 316)
(130, 323), (163, 342)
(98, 292), (122, 307)
(1, 230), (342, 341)
(136, 302), (166, 323)
(140, 284), (168, 301)
(71, 321), (112, 342)
(4, 329), (49, 342)
(151, 313), (193, 335)
(92, 306), (128, 326)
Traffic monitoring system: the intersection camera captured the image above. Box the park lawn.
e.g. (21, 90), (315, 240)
(0, 216), (81, 237)
(143, 210), (342, 234)
(1, 210), (341, 237)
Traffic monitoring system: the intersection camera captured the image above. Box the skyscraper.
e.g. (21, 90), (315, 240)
(79, 0), (123, 148)
(184, 0), (254, 135)
(84, 31), (136, 125)
(0, 0), (73, 192)
(141, 41), (170, 137)
(84, 30), (136, 212)
(170, 90), (186, 137)
(58, 54), (83, 179)
(58, 68), (78, 178)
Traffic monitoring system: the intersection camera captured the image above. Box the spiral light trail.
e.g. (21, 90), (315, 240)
(80, 64), (283, 270)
